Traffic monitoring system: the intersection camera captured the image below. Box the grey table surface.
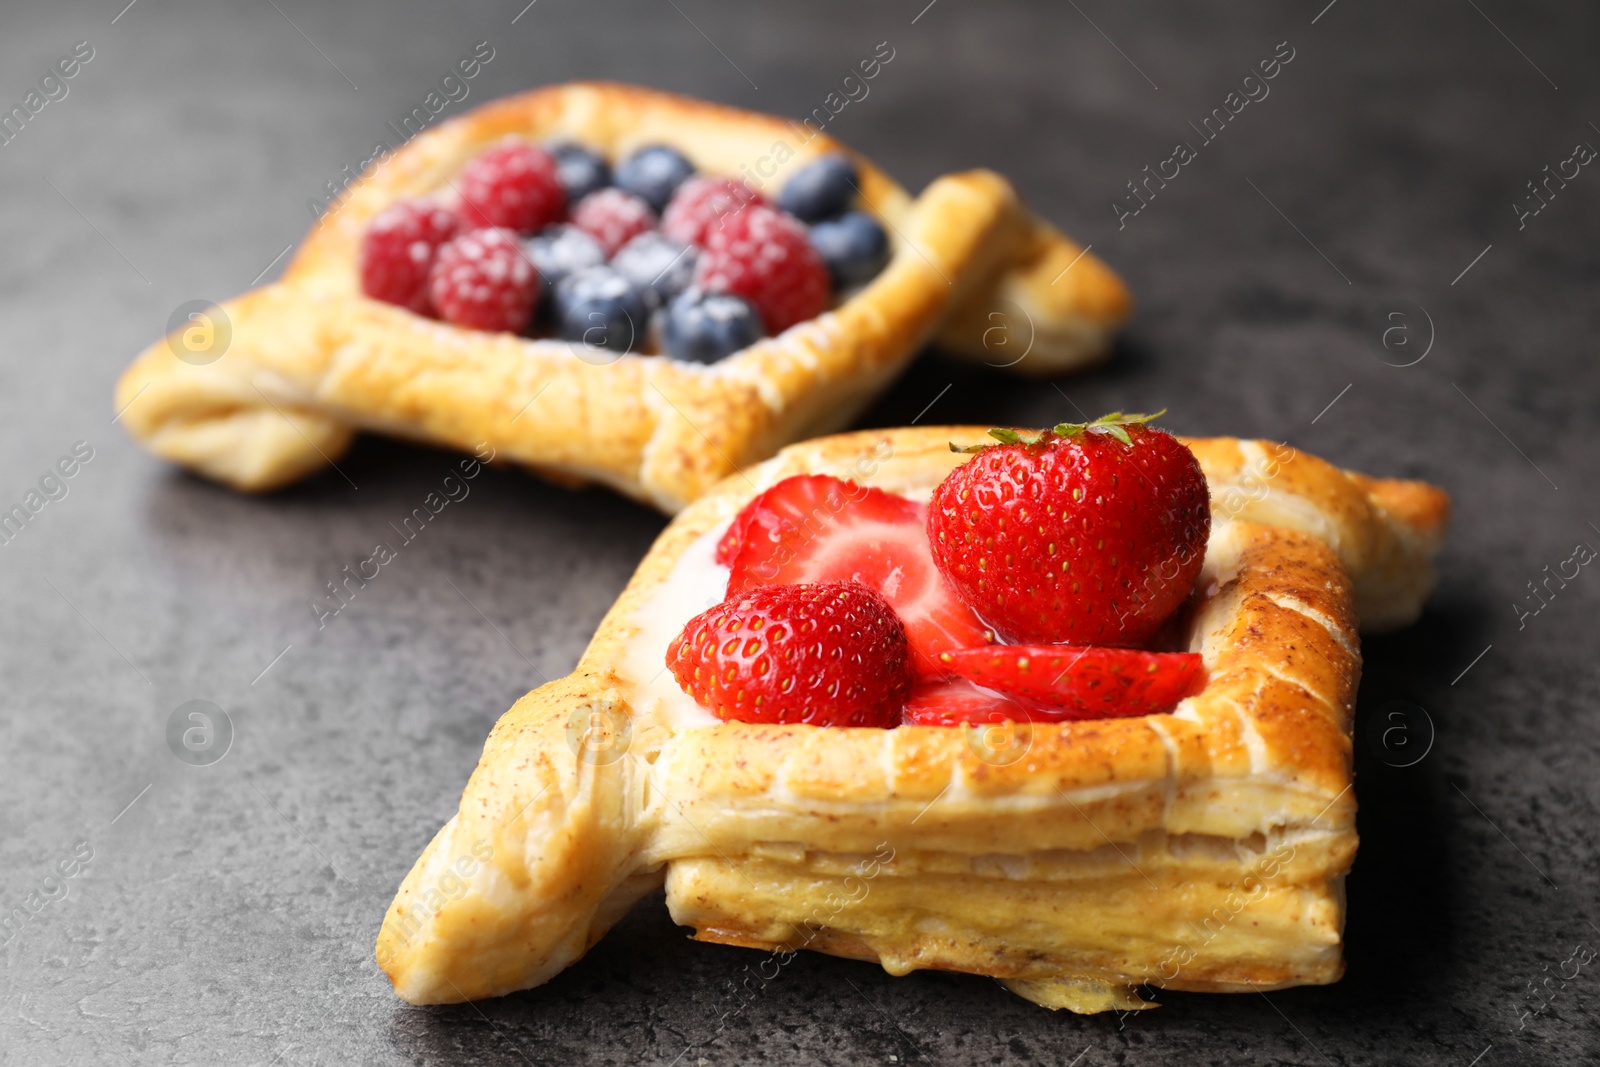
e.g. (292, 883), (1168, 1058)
(2, 1), (1597, 1064)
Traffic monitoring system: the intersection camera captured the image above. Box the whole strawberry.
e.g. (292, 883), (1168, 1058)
(667, 582), (911, 728)
(927, 412), (1210, 646)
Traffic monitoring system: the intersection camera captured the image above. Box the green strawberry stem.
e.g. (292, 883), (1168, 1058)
(950, 410), (1167, 453)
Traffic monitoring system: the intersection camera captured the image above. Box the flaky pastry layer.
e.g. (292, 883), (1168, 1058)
(375, 428), (1448, 1011)
(113, 83), (1129, 510)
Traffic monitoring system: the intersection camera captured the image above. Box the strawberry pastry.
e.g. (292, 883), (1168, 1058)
(378, 424), (1449, 1014)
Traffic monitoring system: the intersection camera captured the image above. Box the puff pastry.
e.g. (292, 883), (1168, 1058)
(375, 427), (1449, 1012)
(112, 83), (1129, 512)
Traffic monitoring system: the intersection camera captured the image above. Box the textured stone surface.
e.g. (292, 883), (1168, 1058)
(1, 1), (1596, 1064)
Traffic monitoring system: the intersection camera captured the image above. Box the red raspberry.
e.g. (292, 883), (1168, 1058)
(695, 204), (830, 333)
(456, 140), (565, 234)
(569, 188), (657, 257)
(427, 228), (538, 334)
(928, 414), (1211, 646)
(358, 199), (460, 315)
(667, 582), (912, 728)
(661, 175), (766, 247)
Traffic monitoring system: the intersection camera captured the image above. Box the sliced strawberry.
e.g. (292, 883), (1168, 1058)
(901, 678), (1053, 726)
(721, 474), (916, 571)
(724, 474), (992, 677)
(942, 646), (1204, 718)
(714, 502), (756, 567)
(714, 474), (882, 566)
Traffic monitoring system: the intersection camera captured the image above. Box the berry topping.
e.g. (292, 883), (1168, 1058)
(722, 474), (917, 573)
(661, 175), (767, 247)
(614, 144), (696, 212)
(522, 224), (605, 304)
(427, 227), (538, 334)
(667, 582), (911, 728)
(715, 479), (774, 566)
(900, 678), (1053, 727)
(723, 474), (992, 678)
(929, 412), (1211, 646)
(611, 232), (699, 308)
(456, 140), (565, 234)
(547, 140), (610, 202)
(569, 188), (657, 257)
(359, 199), (460, 315)
(940, 646), (1205, 718)
(661, 288), (763, 364)
(809, 211), (891, 288)
(777, 153), (858, 222)
(695, 205), (831, 334)
(553, 265), (646, 353)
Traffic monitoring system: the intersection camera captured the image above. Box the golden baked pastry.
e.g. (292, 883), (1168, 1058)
(112, 83), (1129, 512)
(375, 427), (1449, 1012)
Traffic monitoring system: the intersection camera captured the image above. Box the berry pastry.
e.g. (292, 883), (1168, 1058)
(116, 83), (1131, 509)
(377, 425), (1450, 1014)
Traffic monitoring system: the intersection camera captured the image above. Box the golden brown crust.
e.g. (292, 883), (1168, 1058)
(932, 212), (1133, 376)
(113, 83), (1129, 510)
(376, 427), (1449, 1008)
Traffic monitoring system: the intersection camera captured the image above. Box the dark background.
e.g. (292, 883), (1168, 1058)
(2, 1), (1596, 1064)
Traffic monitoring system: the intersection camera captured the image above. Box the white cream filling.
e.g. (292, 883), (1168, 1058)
(617, 525), (727, 730)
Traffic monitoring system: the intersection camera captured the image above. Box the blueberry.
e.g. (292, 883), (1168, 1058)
(808, 211), (890, 288)
(547, 141), (610, 202)
(777, 153), (858, 222)
(554, 266), (647, 353)
(611, 232), (699, 309)
(613, 145), (695, 213)
(661, 288), (764, 363)
(523, 225), (606, 305)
